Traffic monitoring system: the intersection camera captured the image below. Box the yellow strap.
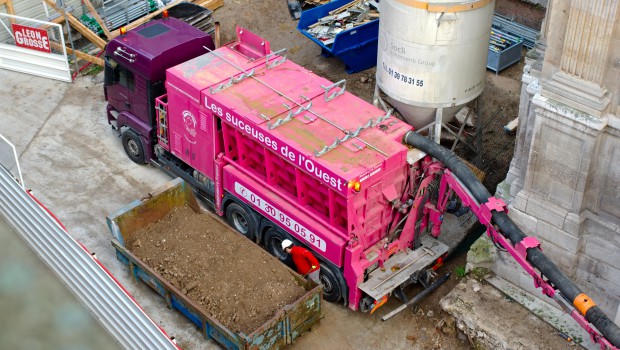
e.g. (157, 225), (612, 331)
(573, 293), (597, 316)
(395, 0), (494, 13)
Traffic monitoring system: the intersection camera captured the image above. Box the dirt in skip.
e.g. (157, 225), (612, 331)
(125, 206), (307, 334)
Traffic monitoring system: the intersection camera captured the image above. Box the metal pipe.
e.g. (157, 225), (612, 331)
(58, 0), (79, 79)
(381, 273), (451, 321)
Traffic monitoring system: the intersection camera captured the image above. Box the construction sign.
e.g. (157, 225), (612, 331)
(12, 24), (51, 53)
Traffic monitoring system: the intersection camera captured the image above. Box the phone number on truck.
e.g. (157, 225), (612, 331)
(235, 182), (326, 252)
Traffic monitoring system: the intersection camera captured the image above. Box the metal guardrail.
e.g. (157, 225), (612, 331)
(492, 13), (539, 49)
(0, 149), (178, 350)
(0, 134), (24, 189)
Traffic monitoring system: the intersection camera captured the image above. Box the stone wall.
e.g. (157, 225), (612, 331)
(496, 0), (620, 323)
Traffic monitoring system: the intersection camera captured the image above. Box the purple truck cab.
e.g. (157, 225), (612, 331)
(104, 18), (214, 163)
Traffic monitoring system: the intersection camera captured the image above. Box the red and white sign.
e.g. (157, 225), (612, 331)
(12, 24), (51, 53)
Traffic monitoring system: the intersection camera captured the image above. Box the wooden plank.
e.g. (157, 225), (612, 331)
(51, 16), (65, 25)
(83, 0), (112, 39)
(329, 0), (360, 15)
(504, 117), (519, 134)
(194, 0), (224, 11)
(41, 0), (107, 49)
(0, 0), (15, 24)
(109, 0), (184, 38)
(0, 0), (15, 15)
(50, 42), (104, 66)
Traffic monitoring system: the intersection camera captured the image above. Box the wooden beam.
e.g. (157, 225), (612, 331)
(504, 118), (519, 134)
(82, 0), (112, 39)
(0, 0), (15, 24)
(194, 0), (224, 11)
(41, 0), (107, 49)
(50, 42), (104, 66)
(0, 0), (15, 15)
(51, 16), (65, 25)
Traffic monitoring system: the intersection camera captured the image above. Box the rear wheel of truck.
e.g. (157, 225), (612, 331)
(122, 130), (146, 164)
(225, 202), (257, 241)
(264, 228), (288, 261)
(319, 264), (342, 303)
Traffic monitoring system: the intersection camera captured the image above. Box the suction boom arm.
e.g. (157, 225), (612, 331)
(404, 131), (620, 350)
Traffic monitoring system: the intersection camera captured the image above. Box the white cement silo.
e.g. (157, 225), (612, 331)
(375, 0), (494, 130)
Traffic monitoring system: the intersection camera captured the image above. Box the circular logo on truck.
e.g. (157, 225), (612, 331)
(182, 110), (197, 142)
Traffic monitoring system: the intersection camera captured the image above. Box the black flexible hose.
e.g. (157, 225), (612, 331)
(404, 131), (620, 347)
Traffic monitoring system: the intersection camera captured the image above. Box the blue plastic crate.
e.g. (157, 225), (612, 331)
(297, 0), (379, 73)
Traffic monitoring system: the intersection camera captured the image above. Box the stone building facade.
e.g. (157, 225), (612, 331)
(497, 0), (620, 323)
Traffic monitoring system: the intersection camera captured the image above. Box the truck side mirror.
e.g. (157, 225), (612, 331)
(104, 56), (118, 87)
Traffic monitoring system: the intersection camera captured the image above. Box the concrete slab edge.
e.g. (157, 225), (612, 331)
(486, 275), (594, 350)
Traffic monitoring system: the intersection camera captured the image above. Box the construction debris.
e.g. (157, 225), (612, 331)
(304, 0), (330, 5)
(305, 0), (379, 46)
(489, 29), (522, 53)
(455, 107), (476, 128)
(503, 118), (518, 134)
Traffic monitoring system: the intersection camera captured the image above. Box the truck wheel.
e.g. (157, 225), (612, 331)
(264, 228), (288, 261)
(319, 264), (342, 303)
(122, 130), (146, 164)
(225, 202), (256, 241)
(359, 296), (374, 313)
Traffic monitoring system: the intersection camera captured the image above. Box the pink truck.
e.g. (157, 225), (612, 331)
(104, 17), (620, 349)
(104, 17), (447, 311)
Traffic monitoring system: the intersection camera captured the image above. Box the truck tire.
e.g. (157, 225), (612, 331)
(122, 130), (146, 164)
(319, 263), (342, 303)
(225, 202), (257, 241)
(264, 228), (288, 261)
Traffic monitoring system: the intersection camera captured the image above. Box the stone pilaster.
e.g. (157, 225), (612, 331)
(497, 72), (541, 200)
(543, 0), (619, 117)
(496, 3), (552, 202)
(493, 0), (620, 321)
(524, 95), (606, 211)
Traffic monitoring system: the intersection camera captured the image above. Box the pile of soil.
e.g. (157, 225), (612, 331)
(125, 206), (307, 334)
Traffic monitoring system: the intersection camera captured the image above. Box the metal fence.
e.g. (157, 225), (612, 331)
(0, 13), (71, 81)
(0, 133), (24, 190)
